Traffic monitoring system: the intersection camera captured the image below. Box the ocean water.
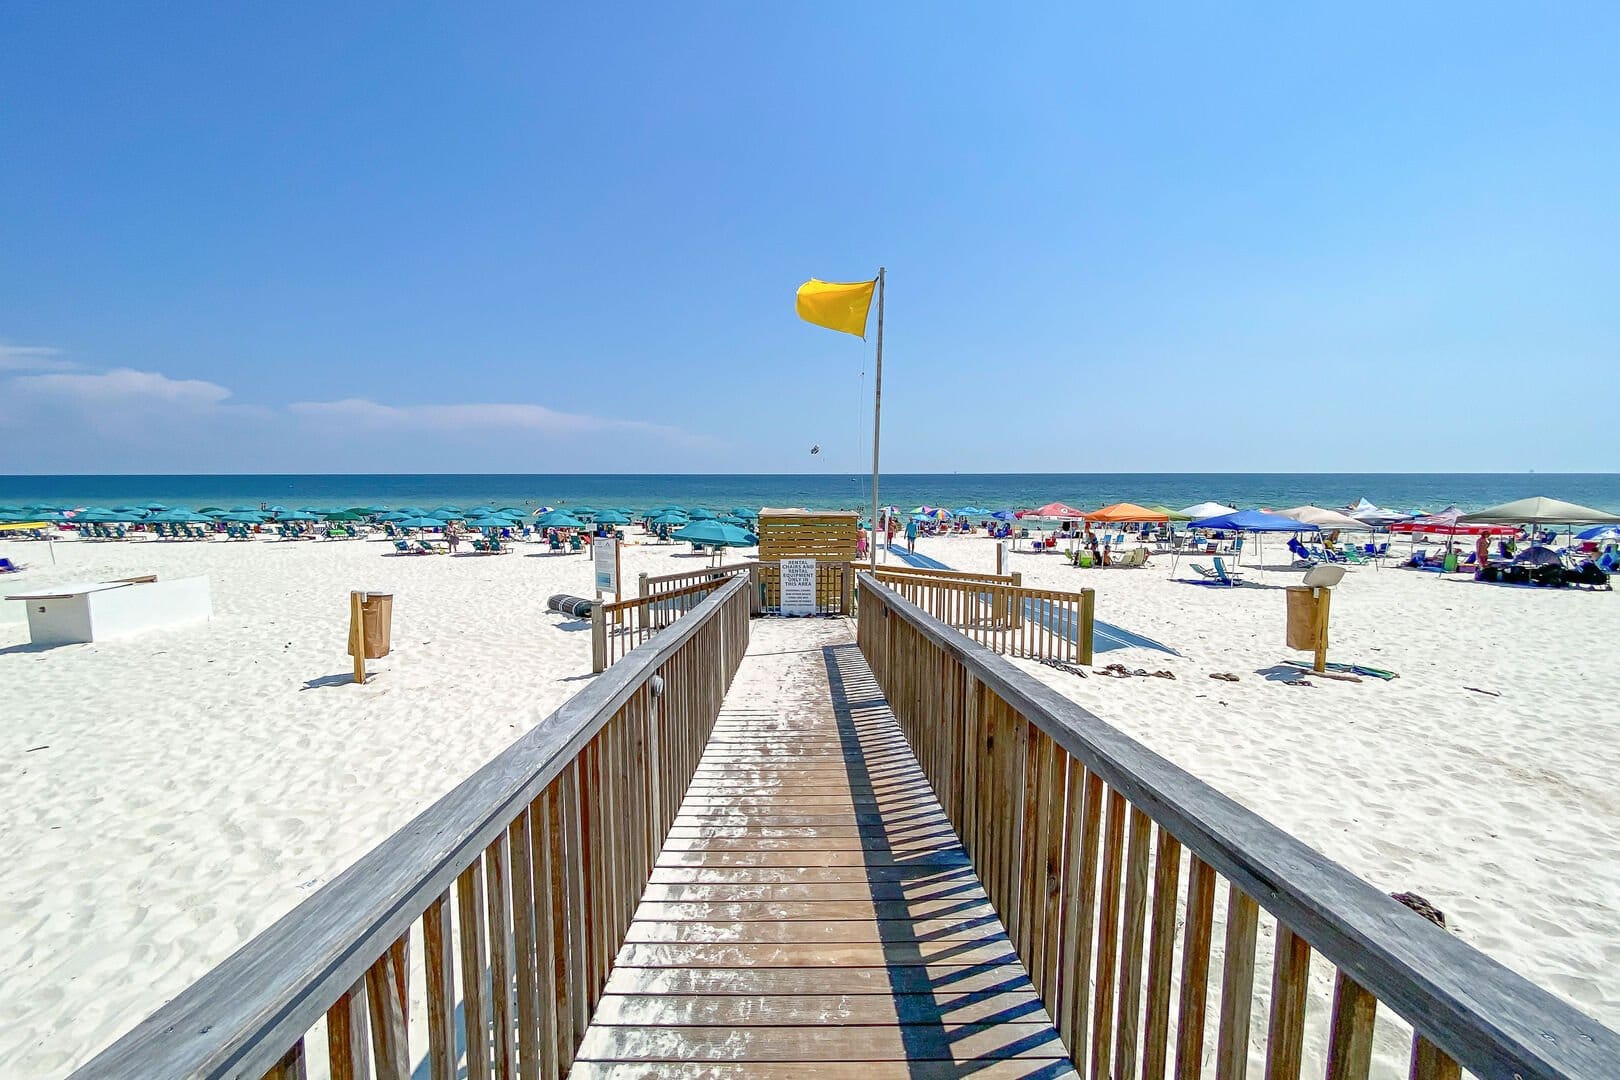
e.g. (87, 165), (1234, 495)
(3, 473), (1618, 515)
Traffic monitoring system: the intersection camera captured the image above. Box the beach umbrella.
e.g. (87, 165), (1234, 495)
(375, 511), (410, 522)
(535, 510), (587, 529)
(648, 511), (688, 526)
(570, 506), (598, 518)
(1460, 496), (1620, 526)
(729, 507), (758, 518)
(688, 507), (717, 520)
(530, 506), (556, 515)
(324, 510), (363, 522)
(1146, 505), (1190, 521)
(1391, 507), (1515, 536)
(140, 502), (169, 511)
(989, 510), (1017, 521)
(465, 516), (513, 530)
(397, 516), (444, 529)
(496, 507), (525, 516)
(347, 506), (383, 515)
(593, 510), (630, 526)
(1576, 525), (1620, 542)
(427, 509), (460, 520)
(672, 521), (757, 548)
(396, 506), (426, 516)
(277, 511), (318, 522)
(953, 506), (986, 517)
(73, 510), (122, 523)
(465, 506), (496, 517)
(221, 510), (267, 522)
(262, 505), (289, 516)
(1030, 502), (1085, 519)
(152, 509), (213, 523)
(1179, 501), (1237, 520)
(297, 505), (326, 514)
(196, 506), (224, 514)
(1280, 506), (1370, 531)
(1512, 545), (1563, 567)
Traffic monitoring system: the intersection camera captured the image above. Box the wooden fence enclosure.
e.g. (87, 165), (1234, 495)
(873, 564), (1096, 666)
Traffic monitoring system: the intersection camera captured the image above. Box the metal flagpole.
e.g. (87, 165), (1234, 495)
(870, 267), (885, 571)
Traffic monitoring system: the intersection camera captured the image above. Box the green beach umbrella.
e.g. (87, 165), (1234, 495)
(535, 510), (587, 529)
(324, 510), (363, 522)
(593, 510), (630, 526)
(347, 506), (383, 515)
(671, 521), (757, 547)
(398, 516), (444, 529)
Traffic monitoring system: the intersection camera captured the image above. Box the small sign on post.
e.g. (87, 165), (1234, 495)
(594, 536), (620, 602)
(780, 557), (817, 616)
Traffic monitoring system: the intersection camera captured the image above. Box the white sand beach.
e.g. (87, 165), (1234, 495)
(3, 528), (1619, 1074)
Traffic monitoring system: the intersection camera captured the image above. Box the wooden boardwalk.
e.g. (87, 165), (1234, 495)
(574, 620), (1078, 1077)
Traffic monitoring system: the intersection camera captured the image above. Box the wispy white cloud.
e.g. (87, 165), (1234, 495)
(0, 343), (76, 373)
(12, 367), (232, 407)
(289, 397), (709, 443)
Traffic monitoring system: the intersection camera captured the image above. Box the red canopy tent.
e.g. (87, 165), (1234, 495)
(1390, 507), (1516, 536)
(1027, 502), (1085, 519)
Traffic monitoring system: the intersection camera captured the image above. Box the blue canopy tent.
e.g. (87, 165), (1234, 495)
(1177, 509), (1317, 579)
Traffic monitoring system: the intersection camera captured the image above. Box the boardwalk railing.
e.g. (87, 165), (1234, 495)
(873, 565), (1095, 665)
(593, 576), (737, 672)
(856, 572), (1620, 1080)
(639, 560), (854, 617)
(77, 573), (751, 1080)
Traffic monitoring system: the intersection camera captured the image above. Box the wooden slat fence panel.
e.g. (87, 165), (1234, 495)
(74, 575), (752, 1080)
(855, 572), (1620, 1080)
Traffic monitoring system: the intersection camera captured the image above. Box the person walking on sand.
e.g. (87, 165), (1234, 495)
(905, 516), (918, 553)
(446, 523), (460, 554)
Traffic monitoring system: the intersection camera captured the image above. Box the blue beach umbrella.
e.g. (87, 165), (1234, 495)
(397, 516), (444, 529)
(954, 506), (986, 517)
(672, 521), (757, 547)
(688, 508), (717, 520)
(648, 511), (688, 526)
(990, 510), (1017, 521)
(535, 510), (587, 529)
(276, 511), (318, 522)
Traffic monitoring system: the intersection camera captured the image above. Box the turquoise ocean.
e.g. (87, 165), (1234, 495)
(3, 474), (1618, 515)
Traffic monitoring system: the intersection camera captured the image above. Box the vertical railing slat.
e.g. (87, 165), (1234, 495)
(1215, 886), (1260, 1080)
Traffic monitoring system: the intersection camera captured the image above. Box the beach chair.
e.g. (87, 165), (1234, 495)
(1212, 557), (1242, 585)
(569, 535), (584, 552)
(0, 557), (19, 573)
(1189, 562), (1218, 581)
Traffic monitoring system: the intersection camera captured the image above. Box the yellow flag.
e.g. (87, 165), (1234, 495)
(796, 277), (876, 338)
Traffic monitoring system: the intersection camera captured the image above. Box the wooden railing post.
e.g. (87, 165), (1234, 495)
(1079, 587), (1095, 666)
(590, 603), (606, 673)
(637, 571), (648, 598)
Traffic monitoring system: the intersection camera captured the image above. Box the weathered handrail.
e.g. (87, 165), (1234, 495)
(76, 573), (752, 1080)
(856, 572), (1620, 1080)
(592, 575), (732, 671)
(873, 565), (1095, 665)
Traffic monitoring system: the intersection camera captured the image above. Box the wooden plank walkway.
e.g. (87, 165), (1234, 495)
(574, 619), (1078, 1078)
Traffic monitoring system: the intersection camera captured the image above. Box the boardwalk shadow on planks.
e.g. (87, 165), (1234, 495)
(821, 642), (1071, 1076)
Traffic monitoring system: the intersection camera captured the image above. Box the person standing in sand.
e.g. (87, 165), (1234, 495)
(905, 516), (918, 553)
(446, 523), (460, 554)
(1476, 532), (1490, 570)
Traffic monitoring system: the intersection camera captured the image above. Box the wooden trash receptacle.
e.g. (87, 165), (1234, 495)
(1285, 585), (1320, 652)
(348, 591), (393, 684)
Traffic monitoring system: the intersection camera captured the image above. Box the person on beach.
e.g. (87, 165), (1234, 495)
(1476, 532), (1491, 569)
(856, 528), (869, 559)
(445, 524), (460, 554)
(905, 517), (918, 553)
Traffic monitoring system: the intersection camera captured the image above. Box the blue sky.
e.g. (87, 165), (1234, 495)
(3, 3), (1616, 474)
